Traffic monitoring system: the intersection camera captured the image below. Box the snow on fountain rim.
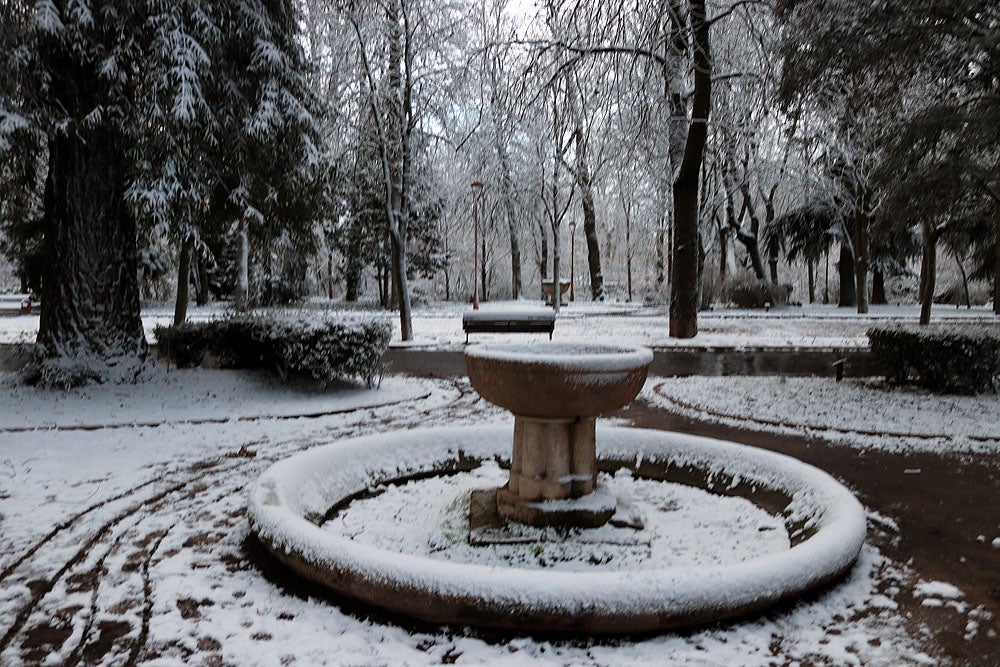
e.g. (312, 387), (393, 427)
(248, 425), (865, 621)
(464, 342), (654, 373)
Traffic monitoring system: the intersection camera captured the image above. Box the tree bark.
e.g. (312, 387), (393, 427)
(837, 244), (856, 307)
(537, 213), (549, 292)
(719, 226), (729, 282)
(807, 260), (815, 303)
(37, 128), (146, 381)
(235, 221), (249, 311)
(195, 247), (209, 306)
(327, 251), (334, 300)
(871, 268), (886, 305)
(994, 211), (1000, 315)
(954, 252), (971, 308)
(854, 211), (869, 314)
(919, 218), (937, 325)
(669, 0), (710, 339)
(569, 86), (605, 301)
(173, 234), (193, 325)
(495, 145), (522, 299)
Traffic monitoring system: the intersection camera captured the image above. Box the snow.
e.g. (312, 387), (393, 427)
(2, 300), (997, 348)
(0, 369), (937, 665)
(914, 581), (964, 601)
(0, 366), (424, 430)
(2, 297), (994, 661)
(465, 341), (653, 373)
(644, 376), (1000, 454)
(323, 462), (789, 571)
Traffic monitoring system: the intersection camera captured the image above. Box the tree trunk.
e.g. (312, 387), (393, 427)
(626, 207), (633, 302)
(655, 224), (667, 290)
(955, 252), (971, 308)
(919, 219), (937, 325)
(389, 228), (413, 339)
(854, 211), (869, 314)
(481, 235), (488, 301)
(495, 134), (522, 299)
(994, 211), (1000, 315)
(37, 129), (146, 382)
(327, 251), (334, 300)
(837, 244), (856, 307)
(195, 247), (209, 306)
(719, 226), (729, 282)
(579, 182), (604, 300)
(569, 88), (605, 301)
(824, 247), (830, 304)
(173, 235), (193, 325)
(235, 221), (249, 311)
(552, 226), (561, 314)
(737, 184), (767, 280)
(669, 0), (710, 338)
(807, 260), (815, 303)
(537, 214), (549, 296)
(871, 268), (886, 305)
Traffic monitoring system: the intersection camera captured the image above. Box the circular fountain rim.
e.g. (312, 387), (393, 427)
(464, 342), (654, 372)
(247, 425), (866, 634)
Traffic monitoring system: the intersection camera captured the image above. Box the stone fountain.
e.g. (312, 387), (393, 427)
(248, 340), (866, 634)
(465, 343), (652, 528)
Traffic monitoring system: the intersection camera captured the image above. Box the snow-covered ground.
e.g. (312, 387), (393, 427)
(0, 366), (988, 666)
(1, 303), (997, 664)
(1, 299), (997, 348)
(644, 376), (1000, 455)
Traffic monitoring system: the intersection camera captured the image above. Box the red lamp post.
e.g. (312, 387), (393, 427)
(568, 220), (577, 302)
(471, 181), (484, 309)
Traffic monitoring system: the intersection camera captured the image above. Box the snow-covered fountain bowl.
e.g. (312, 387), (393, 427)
(464, 342), (653, 419)
(247, 425), (866, 634)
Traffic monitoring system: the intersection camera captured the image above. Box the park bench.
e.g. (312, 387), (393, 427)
(0, 294), (37, 316)
(462, 310), (556, 344)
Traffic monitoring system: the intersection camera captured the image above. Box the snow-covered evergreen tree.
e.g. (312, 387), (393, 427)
(0, 0), (327, 385)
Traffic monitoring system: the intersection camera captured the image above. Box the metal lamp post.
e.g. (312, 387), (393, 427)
(471, 181), (484, 309)
(569, 220), (577, 302)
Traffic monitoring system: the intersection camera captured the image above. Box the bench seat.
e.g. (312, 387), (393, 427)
(462, 310), (556, 343)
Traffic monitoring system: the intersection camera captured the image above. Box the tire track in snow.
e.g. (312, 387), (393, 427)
(1, 380), (475, 664)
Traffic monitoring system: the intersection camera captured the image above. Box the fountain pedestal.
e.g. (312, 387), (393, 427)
(465, 343), (653, 528)
(496, 415), (611, 527)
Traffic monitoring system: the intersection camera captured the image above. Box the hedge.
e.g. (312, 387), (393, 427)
(721, 270), (793, 309)
(155, 313), (393, 387)
(867, 325), (1000, 394)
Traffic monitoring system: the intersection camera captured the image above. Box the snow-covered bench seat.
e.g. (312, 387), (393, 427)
(0, 294), (36, 316)
(462, 310), (556, 343)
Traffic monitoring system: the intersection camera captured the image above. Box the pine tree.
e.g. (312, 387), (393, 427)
(0, 0), (327, 385)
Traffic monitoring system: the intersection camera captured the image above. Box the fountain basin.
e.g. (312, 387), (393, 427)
(248, 425), (866, 634)
(464, 343), (652, 419)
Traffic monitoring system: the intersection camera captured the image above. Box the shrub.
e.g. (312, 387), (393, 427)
(721, 271), (793, 309)
(155, 313), (393, 387)
(867, 325), (1000, 394)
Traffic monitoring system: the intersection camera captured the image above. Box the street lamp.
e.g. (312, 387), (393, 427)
(568, 220), (577, 302)
(471, 181), (484, 309)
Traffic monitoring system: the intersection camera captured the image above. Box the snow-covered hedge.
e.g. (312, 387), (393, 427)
(867, 325), (1000, 394)
(722, 270), (793, 309)
(155, 314), (392, 387)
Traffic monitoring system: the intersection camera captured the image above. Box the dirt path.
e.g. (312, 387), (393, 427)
(620, 397), (1000, 666)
